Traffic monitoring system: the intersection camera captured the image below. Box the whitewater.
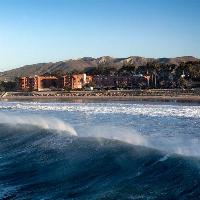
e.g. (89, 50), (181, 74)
(0, 100), (200, 199)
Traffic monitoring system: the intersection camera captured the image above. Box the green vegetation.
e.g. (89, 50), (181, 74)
(1, 60), (200, 91)
(0, 81), (17, 91)
(86, 61), (200, 89)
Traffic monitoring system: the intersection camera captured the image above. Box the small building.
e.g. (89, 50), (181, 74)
(19, 77), (30, 91)
(71, 74), (93, 90)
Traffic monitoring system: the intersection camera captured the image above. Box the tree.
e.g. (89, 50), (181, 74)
(0, 81), (17, 91)
(51, 69), (65, 77)
(118, 65), (136, 75)
(177, 77), (189, 89)
(71, 69), (83, 75)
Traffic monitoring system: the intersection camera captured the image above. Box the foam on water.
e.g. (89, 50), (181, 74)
(1, 101), (200, 199)
(0, 101), (200, 157)
(0, 101), (199, 118)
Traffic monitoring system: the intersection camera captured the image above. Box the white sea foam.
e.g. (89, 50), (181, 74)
(0, 112), (77, 136)
(0, 101), (200, 156)
(0, 101), (199, 118)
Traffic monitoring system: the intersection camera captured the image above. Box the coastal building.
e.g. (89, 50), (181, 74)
(19, 73), (151, 91)
(55, 75), (71, 90)
(71, 74), (85, 89)
(36, 76), (58, 91)
(71, 74), (93, 90)
(93, 75), (116, 89)
(19, 76), (59, 91)
(93, 74), (145, 89)
(19, 77), (30, 91)
(19, 74), (93, 91)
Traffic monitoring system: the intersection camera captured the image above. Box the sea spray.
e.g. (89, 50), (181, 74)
(0, 101), (200, 199)
(1, 111), (200, 157)
(0, 125), (200, 200)
(0, 101), (200, 157)
(0, 112), (77, 136)
(79, 125), (148, 146)
(80, 125), (200, 157)
(148, 135), (200, 157)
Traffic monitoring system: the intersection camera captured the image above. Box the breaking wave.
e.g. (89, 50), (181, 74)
(0, 112), (77, 136)
(0, 100), (200, 199)
(0, 123), (200, 199)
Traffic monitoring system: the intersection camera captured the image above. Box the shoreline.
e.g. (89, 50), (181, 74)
(1, 95), (200, 103)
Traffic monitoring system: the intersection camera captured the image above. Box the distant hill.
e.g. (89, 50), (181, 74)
(0, 56), (199, 81)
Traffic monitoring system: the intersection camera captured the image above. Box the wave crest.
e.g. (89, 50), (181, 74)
(0, 112), (77, 136)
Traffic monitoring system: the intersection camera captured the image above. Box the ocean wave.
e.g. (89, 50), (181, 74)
(1, 111), (200, 157)
(0, 124), (200, 199)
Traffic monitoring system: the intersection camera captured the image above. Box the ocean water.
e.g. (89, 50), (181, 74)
(0, 100), (200, 199)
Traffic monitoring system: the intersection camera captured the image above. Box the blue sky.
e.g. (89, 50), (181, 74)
(0, 0), (199, 70)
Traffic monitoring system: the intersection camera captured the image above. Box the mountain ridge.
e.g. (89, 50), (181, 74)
(0, 56), (199, 81)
